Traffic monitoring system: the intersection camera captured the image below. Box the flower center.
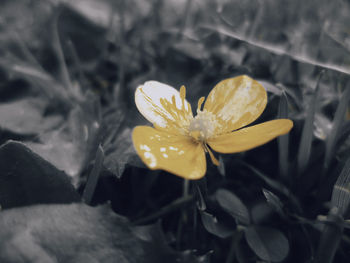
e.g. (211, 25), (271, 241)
(188, 110), (217, 142)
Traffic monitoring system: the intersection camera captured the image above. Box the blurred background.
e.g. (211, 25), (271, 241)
(1, 0), (350, 262)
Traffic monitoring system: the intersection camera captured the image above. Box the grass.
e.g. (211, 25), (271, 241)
(0, 0), (350, 262)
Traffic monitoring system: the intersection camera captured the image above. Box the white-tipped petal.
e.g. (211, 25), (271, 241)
(135, 81), (192, 131)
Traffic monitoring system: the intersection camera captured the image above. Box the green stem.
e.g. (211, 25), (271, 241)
(183, 179), (189, 198)
(225, 230), (243, 263)
(132, 195), (194, 225)
(176, 179), (191, 249)
(314, 208), (344, 263)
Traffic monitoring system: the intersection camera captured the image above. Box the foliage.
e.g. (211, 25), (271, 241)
(1, 0), (350, 262)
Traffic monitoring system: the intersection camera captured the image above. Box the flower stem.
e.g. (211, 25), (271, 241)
(131, 195), (193, 225)
(176, 179), (190, 249)
(183, 179), (189, 198)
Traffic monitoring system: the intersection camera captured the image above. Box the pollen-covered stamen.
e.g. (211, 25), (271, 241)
(180, 85), (186, 103)
(180, 85), (192, 115)
(188, 109), (218, 141)
(158, 87), (192, 131)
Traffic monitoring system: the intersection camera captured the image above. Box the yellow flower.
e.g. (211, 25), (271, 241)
(132, 75), (293, 180)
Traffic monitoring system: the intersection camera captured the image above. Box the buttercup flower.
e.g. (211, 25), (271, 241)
(132, 75), (293, 180)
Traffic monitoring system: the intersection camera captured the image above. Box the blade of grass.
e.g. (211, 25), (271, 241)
(177, 0), (193, 40)
(51, 5), (73, 92)
(277, 87), (290, 183)
(152, 0), (163, 30)
(314, 207), (344, 263)
(12, 31), (44, 70)
(0, 56), (71, 104)
(297, 70), (324, 176)
(82, 145), (104, 205)
(66, 39), (87, 92)
(314, 156), (350, 263)
(331, 155), (350, 216)
(113, 0), (127, 104)
(225, 231), (243, 263)
(324, 82), (350, 172)
(132, 195), (194, 225)
(239, 160), (291, 198)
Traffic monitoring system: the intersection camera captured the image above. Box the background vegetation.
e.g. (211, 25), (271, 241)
(0, 0), (350, 262)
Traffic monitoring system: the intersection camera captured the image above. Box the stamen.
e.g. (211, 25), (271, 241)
(171, 95), (176, 106)
(188, 110), (219, 140)
(157, 91), (192, 133)
(197, 97), (205, 113)
(180, 85), (192, 115)
(180, 85), (186, 101)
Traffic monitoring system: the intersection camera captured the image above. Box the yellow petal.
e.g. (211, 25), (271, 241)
(207, 119), (293, 153)
(132, 126), (206, 180)
(135, 81), (193, 133)
(204, 75), (267, 134)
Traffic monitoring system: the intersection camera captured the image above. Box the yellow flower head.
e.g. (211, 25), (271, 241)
(132, 75), (293, 180)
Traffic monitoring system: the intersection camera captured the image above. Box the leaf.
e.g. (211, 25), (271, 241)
(314, 113), (333, 140)
(297, 71), (323, 176)
(27, 96), (101, 182)
(0, 141), (80, 209)
(199, 210), (234, 238)
(82, 145), (104, 205)
(277, 90), (290, 182)
(0, 203), (206, 263)
(331, 156), (350, 216)
(324, 83), (350, 171)
(244, 226), (289, 262)
(235, 234), (251, 263)
(103, 126), (144, 178)
(257, 80), (282, 96)
(262, 188), (285, 218)
(217, 156), (226, 177)
(0, 98), (62, 135)
(132, 222), (211, 263)
(314, 207), (344, 263)
(216, 189), (250, 225)
(251, 202), (273, 225)
(237, 160), (293, 199)
(203, 1), (350, 75)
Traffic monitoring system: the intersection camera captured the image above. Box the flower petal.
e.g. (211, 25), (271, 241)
(204, 75), (267, 134)
(132, 126), (206, 179)
(207, 119), (293, 153)
(135, 81), (192, 133)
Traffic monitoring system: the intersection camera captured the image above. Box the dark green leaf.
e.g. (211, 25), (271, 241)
(239, 161), (292, 198)
(251, 202), (273, 225)
(297, 71), (323, 175)
(324, 83), (350, 171)
(82, 145), (104, 205)
(0, 141), (80, 209)
(331, 156), (350, 216)
(217, 156), (226, 177)
(200, 210), (234, 238)
(277, 90), (290, 181)
(244, 226), (289, 262)
(216, 189), (250, 225)
(314, 207), (344, 263)
(262, 188), (285, 218)
(235, 234), (251, 263)
(103, 126), (144, 178)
